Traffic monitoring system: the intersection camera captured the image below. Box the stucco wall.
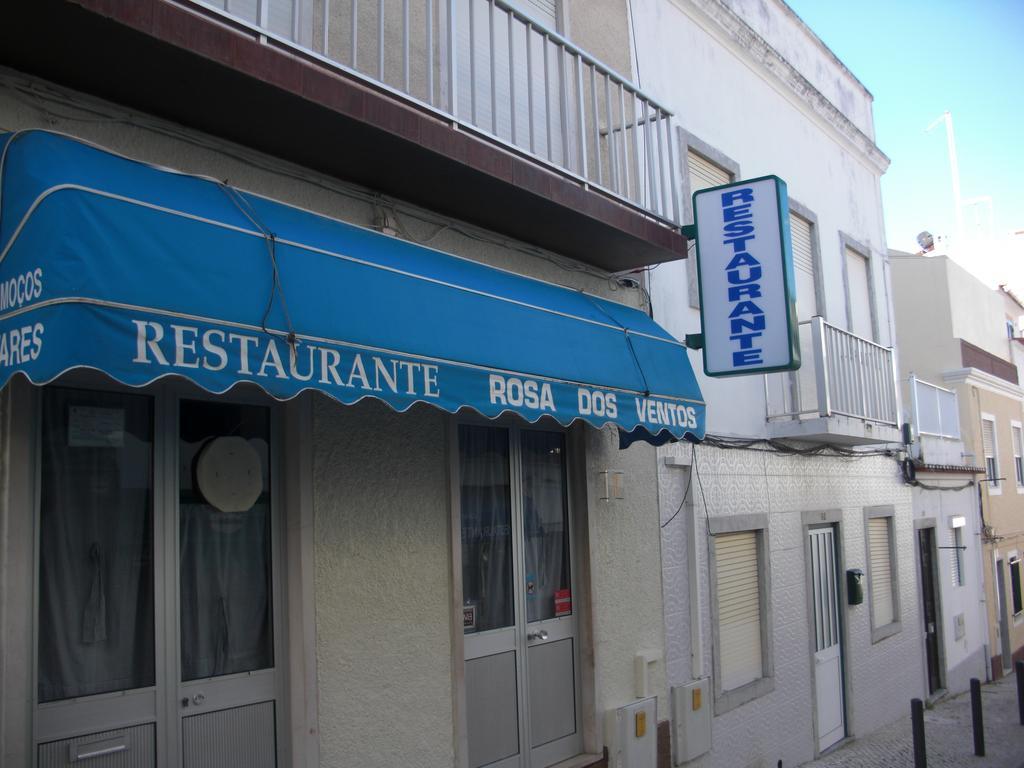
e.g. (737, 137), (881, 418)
(720, 0), (875, 138)
(584, 427), (670, 722)
(313, 398), (455, 768)
(659, 444), (920, 767)
(891, 254), (960, 385)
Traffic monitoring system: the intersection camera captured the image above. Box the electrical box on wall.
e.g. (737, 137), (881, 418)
(671, 678), (711, 764)
(606, 697), (657, 768)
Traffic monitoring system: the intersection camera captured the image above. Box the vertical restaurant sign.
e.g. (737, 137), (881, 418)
(692, 175), (800, 377)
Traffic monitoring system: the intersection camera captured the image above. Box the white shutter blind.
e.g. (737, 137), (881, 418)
(688, 151), (731, 193)
(950, 527), (964, 588)
(982, 419), (996, 458)
(868, 517), (894, 627)
(511, 0), (557, 27)
(715, 531), (762, 691)
(790, 212), (817, 319)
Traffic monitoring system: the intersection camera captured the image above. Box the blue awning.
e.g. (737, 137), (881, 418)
(0, 131), (704, 442)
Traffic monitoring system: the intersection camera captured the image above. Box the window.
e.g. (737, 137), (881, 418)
(682, 138), (738, 309)
(950, 525), (965, 588)
(709, 515), (773, 713)
(844, 245), (874, 341)
(790, 210), (818, 321)
(982, 416), (1000, 492)
(1007, 319), (1016, 339)
(1012, 422), (1024, 487)
(1011, 558), (1023, 616)
(715, 531), (762, 690)
(865, 507), (900, 642)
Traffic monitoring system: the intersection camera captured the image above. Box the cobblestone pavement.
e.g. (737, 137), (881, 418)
(798, 673), (1024, 768)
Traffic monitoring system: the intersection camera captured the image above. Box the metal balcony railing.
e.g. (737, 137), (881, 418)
(909, 375), (960, 439)
(193, 0), (681, 225)
(766, 316), (900, 427)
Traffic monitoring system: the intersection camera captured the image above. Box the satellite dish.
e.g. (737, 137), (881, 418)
(916, 231), (935, 252)
(195, 436), (263, 512)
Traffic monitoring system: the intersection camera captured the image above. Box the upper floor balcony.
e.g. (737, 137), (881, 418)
(906, 375), (968, 467)
(765, 316), (901, 445)
(1, 0), (687, 271)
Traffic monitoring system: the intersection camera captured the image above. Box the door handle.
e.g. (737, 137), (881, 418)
(527, 629), (549, 642)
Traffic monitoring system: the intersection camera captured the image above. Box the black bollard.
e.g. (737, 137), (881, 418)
(911, 698), (926, 768)
(1016, 661), (1024, 726)
(971, 678), (985, 756)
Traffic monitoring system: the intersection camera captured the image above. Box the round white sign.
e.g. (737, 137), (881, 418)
(195, 436), (263, 513)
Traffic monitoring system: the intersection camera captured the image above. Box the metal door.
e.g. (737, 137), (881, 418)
(33, 386), (283, 767)
(996, 560), (1012, 671)
(808, 526), (845, 752)
(459, 424), (581, 768)
(174, 397), (282, 768)
(917, 528), (943, 694)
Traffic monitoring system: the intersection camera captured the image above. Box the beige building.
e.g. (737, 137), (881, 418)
(892, 250), (1024, 680)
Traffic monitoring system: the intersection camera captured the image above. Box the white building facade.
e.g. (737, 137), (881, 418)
(634, 1), (926, 765)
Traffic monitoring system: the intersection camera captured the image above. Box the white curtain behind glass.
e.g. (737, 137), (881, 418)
(37, 388), (154, 702)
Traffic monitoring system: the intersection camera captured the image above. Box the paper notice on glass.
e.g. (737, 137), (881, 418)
(69, 406), (125, 447)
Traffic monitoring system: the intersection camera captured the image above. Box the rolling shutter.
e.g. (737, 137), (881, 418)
(688, 150), (731, 194)
(982, 419), (996, 458)
(714, 531), (762, 691)
(513, 0), (557, 26)
(790, 212), (817, 319)
(868, 517), (894, 627)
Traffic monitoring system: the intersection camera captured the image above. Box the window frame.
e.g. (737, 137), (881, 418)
(788, 199), (826, 323)
(1011, 420), (1024, 490)
(678, 129), (740, 310)
(981, 413), (1001, 495)
(864, 505), (901, 643)
(839, 232), (878, 343)
(1009, 556), (1023, 618)
(950, 520), (965, 588)
(707, 513), (774, 714)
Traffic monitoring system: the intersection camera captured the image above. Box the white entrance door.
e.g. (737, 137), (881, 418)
(808, 526), (845, 752)
(459, 424), (581, 768)
(33, 385), (283, 767)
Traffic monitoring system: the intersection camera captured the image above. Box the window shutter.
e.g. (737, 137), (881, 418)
(790, 212), (817, 319)
(950, 527), (964, 588)
(714, 531), (762, 691)
(982, 419), (996, 458)
(868, 517), (894, 627)
(513, 0), (558, 26)
(687, 151), (731, 193)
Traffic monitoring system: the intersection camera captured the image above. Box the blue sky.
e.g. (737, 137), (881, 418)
(783, 0), (1024, 265)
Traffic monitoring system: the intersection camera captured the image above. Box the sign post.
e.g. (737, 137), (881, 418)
(691, 175), (800, 377)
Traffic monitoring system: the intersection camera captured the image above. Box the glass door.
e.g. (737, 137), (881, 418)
(459, 424), (580, 768)
(35, 387), (159, 763)
(176, 399), (280, 768)
(33, 386), (282, 767)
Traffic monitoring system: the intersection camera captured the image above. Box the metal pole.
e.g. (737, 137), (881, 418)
(926, 111), (965, 257)
(971, 677), (985, 756)
(911, 698), (926, 768)
(1016, 660), (1024, 726)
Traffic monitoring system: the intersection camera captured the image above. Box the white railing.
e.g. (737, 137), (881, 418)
(193, 0), (681, 225)
(766, 316), (900, 426)
(909, 375), (960, 439)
